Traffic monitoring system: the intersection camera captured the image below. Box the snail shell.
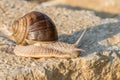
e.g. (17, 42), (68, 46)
(12, 11), (58, 45)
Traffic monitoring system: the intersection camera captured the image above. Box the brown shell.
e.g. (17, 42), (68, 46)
(12, 11), (58, 45)
(14, 42), (80, 58)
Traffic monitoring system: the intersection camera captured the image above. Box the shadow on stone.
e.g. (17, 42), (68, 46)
(59, 22), (120, 57)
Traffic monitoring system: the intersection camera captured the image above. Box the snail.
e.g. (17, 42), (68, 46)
(0, 11), (86, 58)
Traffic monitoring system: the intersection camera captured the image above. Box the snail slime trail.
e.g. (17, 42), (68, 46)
(0, 11), (86, 58)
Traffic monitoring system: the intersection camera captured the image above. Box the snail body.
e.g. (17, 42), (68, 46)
(0, 11), (86, 58)
(14, 42), (83, 58)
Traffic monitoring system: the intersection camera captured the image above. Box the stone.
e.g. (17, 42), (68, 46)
(0, 0), (120, 80)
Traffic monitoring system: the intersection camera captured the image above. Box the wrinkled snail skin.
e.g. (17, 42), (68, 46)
(14, 42), (81, 58)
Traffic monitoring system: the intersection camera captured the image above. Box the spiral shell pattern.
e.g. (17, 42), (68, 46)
(12, 17), (28, 45)
(12, 11), (58, 45)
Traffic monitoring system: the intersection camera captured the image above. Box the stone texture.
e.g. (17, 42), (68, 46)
(0, 0), (120, 80)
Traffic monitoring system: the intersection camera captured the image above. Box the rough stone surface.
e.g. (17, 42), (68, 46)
(0, 0), (120, 80)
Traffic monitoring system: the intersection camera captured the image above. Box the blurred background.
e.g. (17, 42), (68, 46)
(0, 0), (120, 26)
(26, 0), (120, 18)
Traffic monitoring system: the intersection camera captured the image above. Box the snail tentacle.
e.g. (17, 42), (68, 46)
(74, 29), (87, 46)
